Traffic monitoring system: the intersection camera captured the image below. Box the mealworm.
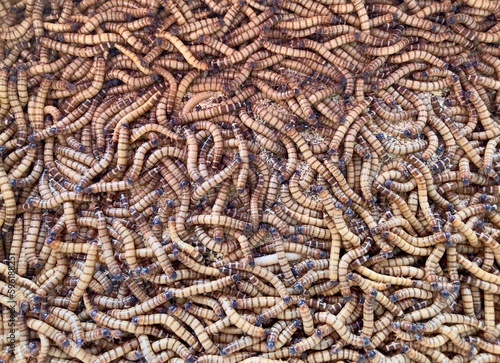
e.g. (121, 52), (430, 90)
(183, 126), (203, 183)
(217, 296), (265, 337)
(170, 304), (219, 354)
(157, 32), (208, 70)
(68, 242), (98, 312)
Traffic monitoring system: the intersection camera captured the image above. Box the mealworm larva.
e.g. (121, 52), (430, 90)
(218, 296), (266, 337)
(38, 37), (112, 58)
(170, 304), (219, 354)
(67, 242), (98, 312)
(174, 248), (220, 277)
(26, 318), (72, 351)
(268, 227), (295, 286)
(157, 31), (208, 70)
(297, 298), (315, 337)
(337, 237), (372, 300)
(183, 127), (203, 183)
(222, 335), (265, 356)
(24, 209), (41, 269)
(89, 307), (166, 339)
(165, 274), (237, 299)
(0, 156), (17, 230)
(131, 208), (177, 279)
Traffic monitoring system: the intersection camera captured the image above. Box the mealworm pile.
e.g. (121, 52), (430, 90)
(2, 0), (500, 362)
